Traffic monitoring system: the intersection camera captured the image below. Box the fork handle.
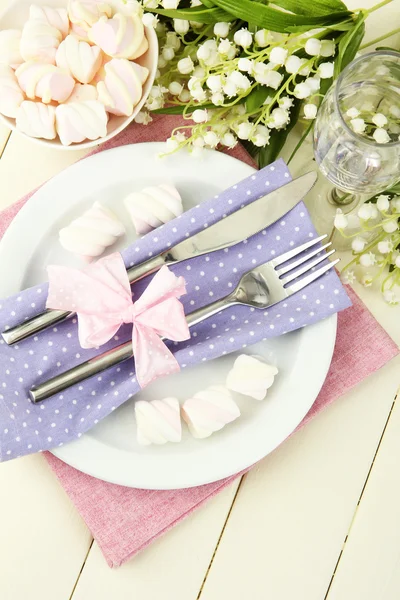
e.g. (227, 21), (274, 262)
(2, 254), (168, 346)
(29, 297), (234, 403)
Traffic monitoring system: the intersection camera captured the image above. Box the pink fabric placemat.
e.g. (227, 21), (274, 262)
(1, 116), (398, 568)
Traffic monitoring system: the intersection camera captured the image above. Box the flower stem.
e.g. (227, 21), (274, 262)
(364, 0), (393, 14)
(360, 26), (400, 49)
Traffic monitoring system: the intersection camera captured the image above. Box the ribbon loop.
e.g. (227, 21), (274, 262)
(46, 253), (190, 388)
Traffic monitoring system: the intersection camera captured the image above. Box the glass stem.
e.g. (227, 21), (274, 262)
(329, 188), (355, 206)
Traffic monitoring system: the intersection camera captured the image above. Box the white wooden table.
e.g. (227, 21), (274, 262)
(1, 2), (400, 598)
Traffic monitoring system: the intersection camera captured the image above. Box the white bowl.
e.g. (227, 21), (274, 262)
(0, 0), (158, 150)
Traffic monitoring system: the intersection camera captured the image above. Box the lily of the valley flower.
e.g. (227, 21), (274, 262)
(373, 128), (391, 143)
(214, 22), (230, 38)
(304, 38), (322, 56)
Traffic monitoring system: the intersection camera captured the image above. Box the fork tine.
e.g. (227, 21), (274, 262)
(272, 234), (328, 267)
(277, 242), (332, 276)
(286, 258), (340, 294)
(281, 249), (336, 285)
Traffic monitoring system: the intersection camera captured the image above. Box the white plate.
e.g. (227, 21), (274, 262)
(0, 143), (337, 489)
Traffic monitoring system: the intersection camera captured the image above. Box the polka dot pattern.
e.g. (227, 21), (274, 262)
(0, 159), (351, 461)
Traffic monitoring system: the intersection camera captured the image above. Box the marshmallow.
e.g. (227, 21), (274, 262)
(68, 0), (112, 30)
(29, 5), (69, 39)
(20, 19), (62, 63)
(69, 21), (90, 42)
(56, 34), (103, 84)
(55, 100), (108, 145)
(16, 101), (56, 139)
(59, 200), (124, 258)
(66, 82), (98, 102)
(135, 398), (182, 445)
(16, 61), (75, 103)
(0, 65), (24, 118)
(226, 354), (278, 400)
(97, 58), (148, 116)
(0, 29), (23, 69)
(89, 13), (147, 60)
(182, 385), (240, 439)
(124, 183), (183, 235)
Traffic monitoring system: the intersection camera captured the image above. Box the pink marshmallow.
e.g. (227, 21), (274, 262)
(88, 13), (146, 60)
(16, 61), (75, 104)
(97, 58), (147, 116)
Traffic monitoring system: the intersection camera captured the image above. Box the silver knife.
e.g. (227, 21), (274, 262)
(2, 171), (317, 345)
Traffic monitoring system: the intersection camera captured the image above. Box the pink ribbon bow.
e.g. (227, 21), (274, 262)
(46, 253), (190, 388)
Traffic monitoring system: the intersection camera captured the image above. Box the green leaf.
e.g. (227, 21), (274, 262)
(334, 13), (366, 77)
(240, 139), (261, 160)
(197, 0), (216, 7)
(211, 0), (350, 33)
(271, 0), (348, 17)
(151, 6), (232, 23)
(376, 46), (400, 52)
(153, 103), (215, 114)
(245, 87), (273, 113)
(258, 100), (302, 167)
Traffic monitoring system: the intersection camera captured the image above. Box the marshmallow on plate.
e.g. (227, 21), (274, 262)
(68, 0), (112, 30)
(20, 19), (63, 63)
(56, 34), (103, 84)
(135, 398), (182, 446)
(29, 5), (69, 39)
(0, 65), (24, 118)
(124, 183), (183, 235)
(16, 61), (75, 103)
(0, 29), (23, 69)
(89, 13), (148, 60)
(59, 200), (124, 258)
(55, 100), (108, 145)
(16, 101), (56, 139)
(97, 58), (148, 116)
(226, 354), (278, 401)
(182, 385), (240, 439)
(66, 82), (98, 102)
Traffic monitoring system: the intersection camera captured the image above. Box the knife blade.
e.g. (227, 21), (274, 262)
(2, 171), (317, 345)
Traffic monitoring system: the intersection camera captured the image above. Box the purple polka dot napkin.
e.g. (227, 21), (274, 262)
(0, 157), (351, 461)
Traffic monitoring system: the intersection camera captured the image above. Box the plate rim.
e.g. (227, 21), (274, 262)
(0, 142), (337, 489)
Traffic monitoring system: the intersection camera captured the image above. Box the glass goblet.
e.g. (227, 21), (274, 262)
(309, 50), (400, 239)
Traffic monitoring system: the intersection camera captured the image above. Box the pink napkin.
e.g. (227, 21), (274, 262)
(1, 116), (398, 568)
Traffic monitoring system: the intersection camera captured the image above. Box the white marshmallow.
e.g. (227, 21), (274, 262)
(182, 385), (240, 439)
(135, 397), (182, 445)
(20, 19), (62, 63)
(56, 34), (103, 84)
(55, 100), (108, 146)
(0, 65), (24, 118)
(58, 200), (124, 258)
(226, 354), (278, 400)
(16, 101), (56, 139)
(124, 184), (183, 235)
(29, 5), (69, 39)
(0, 29), (23, 69)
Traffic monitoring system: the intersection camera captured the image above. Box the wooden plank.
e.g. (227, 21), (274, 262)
(326, 387), (400, 600)
(198, 356), (400, 600)
(0, 455), (92, 600)
(0, 132), (88, 211)
(71, 481), (240, 600)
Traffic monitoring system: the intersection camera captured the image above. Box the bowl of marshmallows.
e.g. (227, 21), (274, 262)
(0, 0), (158, 149)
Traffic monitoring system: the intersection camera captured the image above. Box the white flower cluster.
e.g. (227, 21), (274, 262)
(346, 106), (400, 144)
(336, 195), (400, 304)
(143, 21), (338, 154)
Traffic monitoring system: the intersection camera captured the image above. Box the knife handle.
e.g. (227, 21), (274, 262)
(1, 253), (167, 346)
(29, 296), (233, 403)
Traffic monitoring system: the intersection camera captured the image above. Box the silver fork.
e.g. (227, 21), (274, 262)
(29, 234), (339, 403)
